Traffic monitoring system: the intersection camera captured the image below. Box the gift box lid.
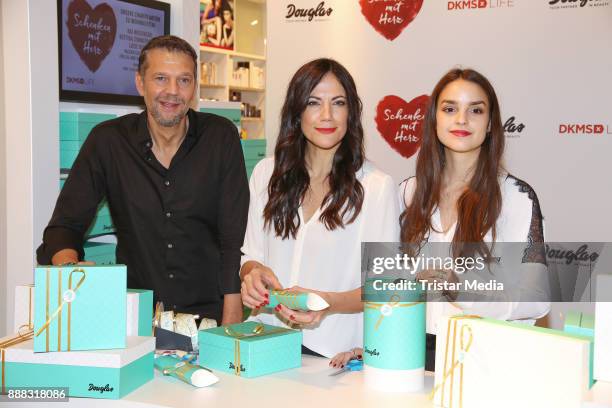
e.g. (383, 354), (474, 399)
(3, 336), (154, 368)
(479, 316), (592, 343)
(199, 322), (301, 353)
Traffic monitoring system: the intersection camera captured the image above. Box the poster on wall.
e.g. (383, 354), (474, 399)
(375, 95), (429, 159)
(59, 0), (170, 105)
(200, 0), (235, 50)
(359, 0), (423, 40)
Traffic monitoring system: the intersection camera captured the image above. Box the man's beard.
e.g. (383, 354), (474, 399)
(150, 97), (188, 127)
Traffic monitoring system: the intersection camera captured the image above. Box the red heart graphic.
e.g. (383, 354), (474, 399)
(66, 0), (117, 73)
(359, 0), (424, 41)
(375, 95), (429, 159)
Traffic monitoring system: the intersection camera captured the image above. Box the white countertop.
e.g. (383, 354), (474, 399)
(4, 355), (612, 408)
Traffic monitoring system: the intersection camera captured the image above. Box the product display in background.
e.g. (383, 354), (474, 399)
(433, 316), (592, 408)
(266, 290), (330, 312)
(595, 274), (612, 382)
(1, 335), (154, 399)
(155, 355), (219, 387)
(199, 321), (302, 378)
(33, 266), (127, 352)
(363, 286), (425, 392)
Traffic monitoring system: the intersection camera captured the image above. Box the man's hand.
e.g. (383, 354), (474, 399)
(51, 248), (95, 266)
(221, 293), (243, 325)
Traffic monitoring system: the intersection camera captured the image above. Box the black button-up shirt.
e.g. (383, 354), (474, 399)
(37, 109), (249, 321)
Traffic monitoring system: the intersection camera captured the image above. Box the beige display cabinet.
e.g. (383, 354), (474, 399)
(199, 0), (266, 140)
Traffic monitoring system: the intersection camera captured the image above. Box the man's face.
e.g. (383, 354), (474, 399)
(136, 49), (196, 127)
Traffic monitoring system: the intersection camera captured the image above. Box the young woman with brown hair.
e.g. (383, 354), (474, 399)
(400, 68), (550, 369)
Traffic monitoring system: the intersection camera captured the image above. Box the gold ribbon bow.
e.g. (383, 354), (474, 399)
(223, 324), (292, 376)
(1, 328), (34, 394)
(430, 315), (482, 408)
(364, 295), (422, 330)
(34, 268), (87, 351)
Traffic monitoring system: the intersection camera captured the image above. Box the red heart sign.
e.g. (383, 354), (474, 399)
(66, 0), (117, 73)
(359, 0), (424, 41)
(375, 95), (429, 159)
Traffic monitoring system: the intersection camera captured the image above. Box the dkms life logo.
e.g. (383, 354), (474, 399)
(447, 0), (515, 10)
(549, 0), (610, 9)
(559, 123), (612, 134)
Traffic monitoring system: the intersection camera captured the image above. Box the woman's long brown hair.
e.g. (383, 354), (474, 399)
(264, 58), (365, 239)
(400, 68), (505, 256)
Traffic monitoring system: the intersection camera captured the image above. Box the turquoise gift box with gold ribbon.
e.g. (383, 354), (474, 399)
(0, 334), (154, 399)
(362, 278), (426, 392)
(33, 266), (127, 352)
(198, 321), (302, 378)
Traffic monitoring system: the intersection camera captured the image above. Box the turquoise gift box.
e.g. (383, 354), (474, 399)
(33, 266), (127, 352)
(564, 311), (595, 337)
(198, 321), (302, 378)
(127, 289), (153, 337)
(0, 335), (154, 399)
(564, 311), (596, 387)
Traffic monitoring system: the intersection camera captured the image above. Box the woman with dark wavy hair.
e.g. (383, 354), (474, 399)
(399, 68), (550, 370)
(239, 58), (399, 357)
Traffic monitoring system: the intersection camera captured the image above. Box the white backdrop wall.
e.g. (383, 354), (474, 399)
(265, 1), (612, 244)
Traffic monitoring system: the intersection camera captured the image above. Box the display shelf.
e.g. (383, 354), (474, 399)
(230, 85), (265, 92)
(200, 82), (227, 89)
(199, 0), (266, 140)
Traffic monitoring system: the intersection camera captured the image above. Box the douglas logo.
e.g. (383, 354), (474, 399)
(546, 244), (599, 265)
(504, 116), (525, 138)
(549, 0), (609, 8)
(229, 362), (246, 372)
(286, 2), (333, 22)
(559, 124), (611, 134)
(88, 384), (114, 394)
(364, 347), (380, 357)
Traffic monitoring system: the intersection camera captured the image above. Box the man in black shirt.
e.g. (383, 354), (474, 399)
(36, 35), (248, 325)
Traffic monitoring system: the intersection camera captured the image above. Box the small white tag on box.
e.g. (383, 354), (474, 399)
(433, 316), (590, 408)
(595, 274), (612, 382)
(13, 285), (34, 332)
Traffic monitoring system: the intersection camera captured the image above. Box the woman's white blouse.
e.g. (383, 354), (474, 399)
(399, 175), (551, 335)
(241, 158), (400, 357)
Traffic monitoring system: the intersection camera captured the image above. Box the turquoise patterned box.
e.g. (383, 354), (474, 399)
(198, 322), (301, 378)
(1, 335), (154, 399)
(33, 266), (127, 352)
